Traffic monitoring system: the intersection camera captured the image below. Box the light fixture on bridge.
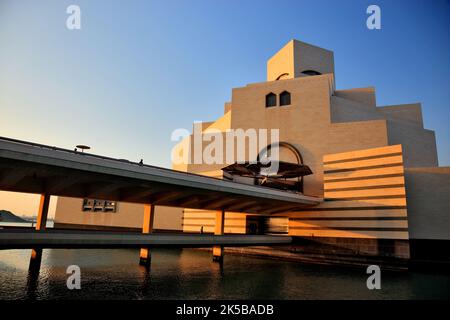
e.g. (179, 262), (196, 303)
(75, 145), (90, 153)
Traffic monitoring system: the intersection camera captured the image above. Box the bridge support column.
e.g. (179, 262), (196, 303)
(35, 193), (50, 231)
(139, 203), (155, 266)
(213, 209), (225, 262)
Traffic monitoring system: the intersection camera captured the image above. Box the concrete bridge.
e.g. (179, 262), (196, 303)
(0, 136), (321, 266)
(0, 136), (320, 214)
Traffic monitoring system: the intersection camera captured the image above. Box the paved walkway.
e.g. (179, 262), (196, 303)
(0, 229), (292, 249)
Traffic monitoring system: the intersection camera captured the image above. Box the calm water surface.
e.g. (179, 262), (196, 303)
(1, 248), (449, 300)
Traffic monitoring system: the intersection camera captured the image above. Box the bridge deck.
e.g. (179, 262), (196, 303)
(0, 136), (321, 214)
(0, 229), (292, 249)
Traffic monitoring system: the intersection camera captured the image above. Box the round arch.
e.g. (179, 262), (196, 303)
(275, 73), (290, 81)
(257, 141), (303, 164)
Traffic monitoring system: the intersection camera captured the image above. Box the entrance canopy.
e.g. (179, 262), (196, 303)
(222, 161), (313, 179)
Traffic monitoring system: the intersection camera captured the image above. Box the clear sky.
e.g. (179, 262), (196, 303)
(0, 0), (449, 217)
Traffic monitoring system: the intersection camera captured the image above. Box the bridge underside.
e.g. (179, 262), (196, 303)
(0, 229), (292, 249)
(0, 137), (321, 214)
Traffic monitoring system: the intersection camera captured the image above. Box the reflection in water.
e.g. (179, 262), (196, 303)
(26, 249), (42, 300)
(0, 248), (450, 300)
(138, 264), (152, 298)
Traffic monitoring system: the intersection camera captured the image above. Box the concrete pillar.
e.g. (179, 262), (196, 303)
(35, 194), (50, 231)
(139, 203), (155, 266)
(213, 209), (225, 262)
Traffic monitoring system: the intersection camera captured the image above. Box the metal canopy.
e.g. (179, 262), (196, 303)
(0, 137), (322, 214)
(221, 161), (313, 178)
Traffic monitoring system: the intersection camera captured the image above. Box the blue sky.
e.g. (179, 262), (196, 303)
(0, 0), (449, 215)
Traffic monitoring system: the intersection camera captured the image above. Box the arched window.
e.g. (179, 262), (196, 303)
(301, 70), (321, 76)
(265, 92), (276, 108)
(279, 91), (291, 106)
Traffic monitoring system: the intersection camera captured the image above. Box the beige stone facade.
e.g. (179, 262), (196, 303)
(54, 40), (449, 258)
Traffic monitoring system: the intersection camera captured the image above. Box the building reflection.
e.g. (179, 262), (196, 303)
(26, 249), (42, 300)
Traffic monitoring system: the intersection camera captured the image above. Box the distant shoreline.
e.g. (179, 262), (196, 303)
(0, 209), (56, 224)
(0, 210), (29, 223)
(0, 220), (54, 228)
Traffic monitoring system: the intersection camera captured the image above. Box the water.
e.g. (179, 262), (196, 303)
(1, 248), (449, 300)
